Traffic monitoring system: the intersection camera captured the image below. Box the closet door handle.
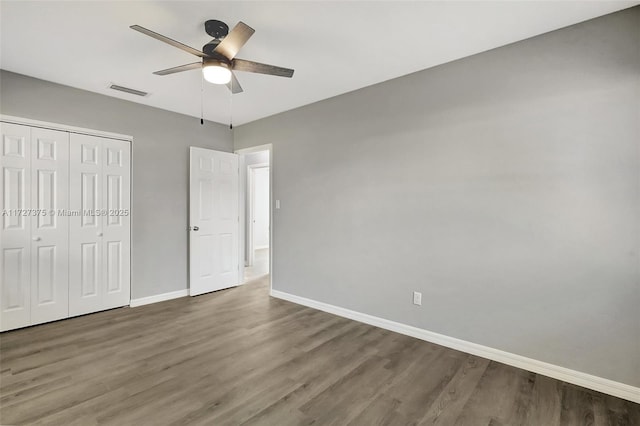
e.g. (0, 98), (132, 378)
(32, 236), (41, 241)
(97, 232), (103, 237)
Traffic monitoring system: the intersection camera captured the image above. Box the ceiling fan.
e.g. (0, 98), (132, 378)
(130, 20), (294, 94)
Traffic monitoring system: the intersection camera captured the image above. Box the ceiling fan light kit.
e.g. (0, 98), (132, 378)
(130, 19), (294, 94)
(202, 60), (231, 85)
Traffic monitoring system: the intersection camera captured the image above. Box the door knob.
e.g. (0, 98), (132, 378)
(97, 232), (103, 237)
(192, 226), (199, 231)
(32, 236), (41, 241)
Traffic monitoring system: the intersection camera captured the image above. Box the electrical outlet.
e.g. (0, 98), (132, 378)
(413, 291), (422, 306)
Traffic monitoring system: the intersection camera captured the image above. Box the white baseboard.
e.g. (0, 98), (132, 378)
(130, 289), (189, 307)
(270, 289), (640, 404)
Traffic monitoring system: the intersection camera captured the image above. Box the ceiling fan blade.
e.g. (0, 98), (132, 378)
(214, 22), (255, 60)
(153, 62), (202, 76)
(232, 59), (294, 78)
(226, 72), (243, 94)
(131, 25), (205, 58)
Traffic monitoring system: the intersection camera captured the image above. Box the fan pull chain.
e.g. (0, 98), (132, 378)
(229, 80), (233, 130)
(200, 74), (204, 125)
(229, 1), (234, 131)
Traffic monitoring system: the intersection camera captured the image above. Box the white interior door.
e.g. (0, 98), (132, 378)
(30, 127), (69, 325)
(189, 147), (239, 296)
(1, 123), (32, 331)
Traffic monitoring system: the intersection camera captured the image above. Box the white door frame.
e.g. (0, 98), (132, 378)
(235, 144), (273, 291)
(247, 162), (269, 266)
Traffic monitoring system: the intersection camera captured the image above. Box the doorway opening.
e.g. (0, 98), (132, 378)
(236, 146), (271, 284)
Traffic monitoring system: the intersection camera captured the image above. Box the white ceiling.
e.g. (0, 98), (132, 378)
(1, 1), (637, 126)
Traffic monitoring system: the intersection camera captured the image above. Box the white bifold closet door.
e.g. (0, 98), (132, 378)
(69, 133), (130, 317)
(1, 123), (69, 330)
(30, 127), (70, 324)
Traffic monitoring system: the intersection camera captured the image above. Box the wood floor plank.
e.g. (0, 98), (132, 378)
(418, 355), (491, 425)
(346, 393), (407, 426)
(238, 328), (387, 425)
(523, 373), (563, 426)
(389, 349), (466, 421)
(1, 276), (638, 425)
(560, 383), (596, 426)
(299, 355), (396, 425)
(454, 362), (535, 426)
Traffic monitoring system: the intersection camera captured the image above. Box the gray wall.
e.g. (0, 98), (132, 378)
(235, 8), (640, 386)
(0, 70), (233, 299)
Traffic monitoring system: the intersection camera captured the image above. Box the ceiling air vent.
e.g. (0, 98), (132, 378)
(109, 84), (148, 97)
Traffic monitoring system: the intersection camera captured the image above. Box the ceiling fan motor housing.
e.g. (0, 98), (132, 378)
(205, 19), (229, 39)
(204, 57), (231, 68)
(202, 40), (221, 56)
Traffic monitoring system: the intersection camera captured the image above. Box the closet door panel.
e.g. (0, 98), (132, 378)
(0, 123), (31, 331)
(2, 120), (131, 330)
(69, 133), (103, 316)
(102, 139), (130, 309)
(30, 128), (69, 325)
